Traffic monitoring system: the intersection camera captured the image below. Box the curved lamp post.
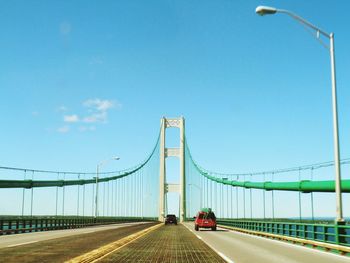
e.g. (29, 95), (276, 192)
(95, 156), (120, 218)
(255, 5), (343, 222)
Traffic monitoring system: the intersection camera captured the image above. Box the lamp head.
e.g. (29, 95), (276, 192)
(255, 6), (277, 16)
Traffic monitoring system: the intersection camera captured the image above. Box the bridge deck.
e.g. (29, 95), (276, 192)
(0, 222), (157, 263)
(99, 224), (225, 262)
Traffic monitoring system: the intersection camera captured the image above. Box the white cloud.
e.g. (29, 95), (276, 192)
(63, 114), (79, 123)
(82, 112), (107, 123)
(82, 98), (120, 123)
(56, 98), (119, 131)
(83, 98), (118, 112)
(57, 125), (70, 133)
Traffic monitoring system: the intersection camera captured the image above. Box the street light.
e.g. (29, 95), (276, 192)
(255, 6), (277, 15)
(95, 156), (120, 218)
(255, 5), (344, 222)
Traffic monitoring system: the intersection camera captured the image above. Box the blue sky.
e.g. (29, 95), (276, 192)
(0, 0), (350, 217)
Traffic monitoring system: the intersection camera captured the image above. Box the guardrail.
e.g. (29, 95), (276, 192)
(217, 219), (350, 252)
(0, 216), (158, 235)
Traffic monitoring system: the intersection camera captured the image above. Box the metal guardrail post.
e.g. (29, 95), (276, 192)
(335, 221), (346, 245)
(218, 219), (350, 248)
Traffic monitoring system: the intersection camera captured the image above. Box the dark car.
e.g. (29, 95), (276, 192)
(194, 208), (216, 231)
(165, 214), (177, 225)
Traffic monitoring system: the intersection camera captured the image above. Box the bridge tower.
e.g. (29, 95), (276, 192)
(159, 117), (186, 222)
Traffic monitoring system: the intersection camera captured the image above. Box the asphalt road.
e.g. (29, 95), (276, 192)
(0, 221), (151, 248)
(100, 224), (224, 262)
(183, 222), (350, 263)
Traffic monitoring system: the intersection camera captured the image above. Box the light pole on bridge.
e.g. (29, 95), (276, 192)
(256, 5), (344, 223)
(95, 156), (120, 218)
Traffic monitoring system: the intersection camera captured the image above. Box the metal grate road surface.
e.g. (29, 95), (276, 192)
(99, 224), (225, 262)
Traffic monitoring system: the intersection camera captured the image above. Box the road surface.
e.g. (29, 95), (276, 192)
(99, 224), (225, 262)
(0, 221), (151, 248)
(183, 222), (349, 263)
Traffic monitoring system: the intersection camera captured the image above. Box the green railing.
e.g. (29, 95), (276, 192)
(0, 216), (158, 235)
(217, 219), (350, 247)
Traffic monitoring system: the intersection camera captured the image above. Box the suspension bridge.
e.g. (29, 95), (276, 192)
(0, 117), (349, 262)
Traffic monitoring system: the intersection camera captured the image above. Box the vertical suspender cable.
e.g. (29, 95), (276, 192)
(123, 176), (126, 217)
(125, 176), (127, 216)
(134, 172), (136, 217)
(202, 175), (204, 209)
(209, 175), (211, 211)
(311, 167), (315, 222)
(133, 173), (136, 217)
(112, 178), (115, 217)
(115, 178), (118, 217)
(130, 174), (133, 217)
(91, 178), (95, 216)
(125, 176), (127, 217)
(77, 174), (80, 217)
(62, 173), (66, 216)
(243, 174), (246, 219)
(231, 178), (233, 219)
(136, 172), (138, 217)
(109, 180), (111, 216)
(92, 177), (95, 217)
(236, 175), (239, 219)
(103, 182), (105, 217)
(250, 174), (253, 219)
(263, 172), (266, 220)
(272, 172), (275, 220)
(141, 170), (143, 218)
(83, 174), (85, 217)
(55, 172), (59, 217)
(22, 170), (26, 216)
(123, 177), (125, 216)
(119, 177), (121, 217)
(30, 171), (34, 217)
(107, 180), (109, 216)
(110, 179), (113, 217)
(221, 182), (223, 218)
(298, 169), (302, 222)
(189, 184), (192, 217)
(206, 176), (208, 211)
(214, 182), (219, 217)
(140, 170), (142, 217)
(227, 183), (229, 219)
(105, 181), (108, 217)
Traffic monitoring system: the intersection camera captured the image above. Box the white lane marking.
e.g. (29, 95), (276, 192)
(222, 226), (348, 261)
(217, 252), (234, 263)
(183, 223), (234, 263)
(7, 240), (38, 247)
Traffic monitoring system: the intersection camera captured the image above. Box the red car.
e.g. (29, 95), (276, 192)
(194, 208), (217, 231)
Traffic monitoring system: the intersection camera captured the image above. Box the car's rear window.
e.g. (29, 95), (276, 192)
(197, 212), (216, 220)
